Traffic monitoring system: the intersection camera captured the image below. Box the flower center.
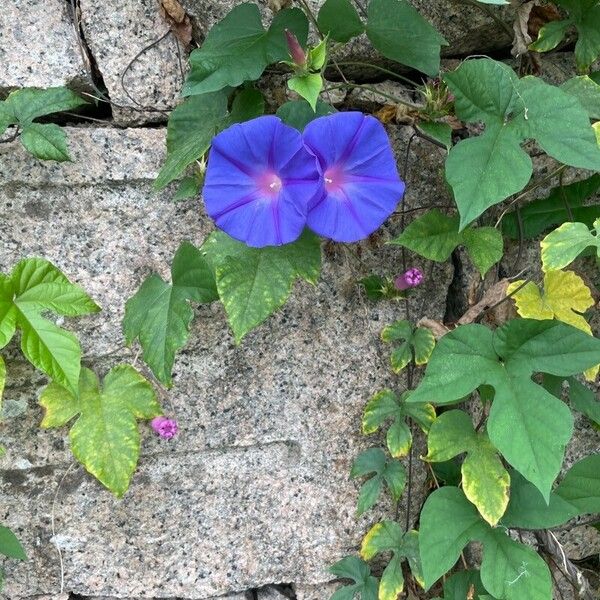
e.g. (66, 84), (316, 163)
(324, 166), (345, 193)
(256, 171), (283, 197)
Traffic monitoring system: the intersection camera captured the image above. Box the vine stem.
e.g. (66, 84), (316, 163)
(331, 61), (422, 88)
(296, 0), (324, 39)
(535, 530), (596, 600)
(494, 165), (568, 228)
(51, 462), (76, 594)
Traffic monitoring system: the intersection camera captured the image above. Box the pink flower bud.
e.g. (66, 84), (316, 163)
(151, 416), (178, 439)
(394, 268), (424, 291)
(285, 29), (306, 67)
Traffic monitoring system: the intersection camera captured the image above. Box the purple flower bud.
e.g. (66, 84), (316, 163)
(151, 416), (178, 439)
(394, 268), (424, 291)
(285, 29), (306, 67)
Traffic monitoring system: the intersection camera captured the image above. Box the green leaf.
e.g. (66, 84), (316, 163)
(173, 176), (201, 202)
(519, 76), (600, 168)
(0, 356), (5, 414)
(419, 487), (552, 599)
(567, 376), (600, 425)
(227, 88), (265, 124)
(446, 123), (532, 229)
(0, 526), (26, 560)
(425, 410), (510, 526)
(276, 99), (335, 130)
(561, 75), (600, 119)
(201, 230), (321, 343)
(20, 123), (71, 161)
(154, 92), (228, 189)
(329, 556), (379, 600)
(501, 470), (578, 529)
(2, 87), (87, 123)
(479, 527), (552, 600)
(381, 320), (436, 372)
(409, 320), (600, 500)
(40, 365), (161, 497)
(390, 210), (461, 262)
(541, 219), (600, 271)
(461, 227), (503, 278)
(444, 58), (600, 228)
(534, 1), (600, 71)
(419, 487), (488, 587)
(389, 210), (503, 277)
(123, 241), (217, 385)
(288, 73), (323, 111)
(366, 0), (447, 76)
(0, 258), (99, 395)
(363, 389), (434, 457)
(351, 448), (406, 514)
(501, 174), (600, 239)
(360, 523), (424, 598)
(182, 4), (308, 96)
(441, 571), (491, 599)
(555, 453), (600, 514)
(529, 19), (571, 53)
(318, 0), (364, 43)
(417, 121), (452, 150)
(308, 38), (328, 71)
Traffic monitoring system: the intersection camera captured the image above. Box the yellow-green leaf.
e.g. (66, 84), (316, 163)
(360, 522), (424, 598)
(386, 419), (412, 458)
(390, 342), (411, 373)
(425, 410), (510, 526)
(40, 365), (161, 497)
(362, 389), (434, 458)
(381, 320), (436, 373)
(507, 270), (598, 381)
(540, 219), (600, 272)
(412, 326), (435, 365)
(462, 439), (511, 528)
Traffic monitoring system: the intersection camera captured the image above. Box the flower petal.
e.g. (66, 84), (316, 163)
(203, 116), (321, 247)
(303, 112), (405, 242)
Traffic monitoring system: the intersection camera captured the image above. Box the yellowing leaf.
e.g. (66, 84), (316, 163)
(425, 410), (510, 526)
(40, 366), (162, 497)
(507, 271), (598, 380)
(540, 219), (600, 272)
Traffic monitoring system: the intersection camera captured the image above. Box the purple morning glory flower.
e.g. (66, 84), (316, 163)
(302, 112), (405, 242)
(202, 116), (321, 247)
(151, 416), (178, 439)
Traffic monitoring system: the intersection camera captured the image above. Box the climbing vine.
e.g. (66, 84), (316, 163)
(1, 0), (600, 597)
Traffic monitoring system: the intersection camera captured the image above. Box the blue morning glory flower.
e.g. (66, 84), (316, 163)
(302, 112), (405, 242)
(202, 115), (321, 247)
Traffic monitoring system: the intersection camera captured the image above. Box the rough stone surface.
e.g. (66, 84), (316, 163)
(79, 0), (187, 125)
(0, 0), (92, 93)
(0, 126), (450, 598)
(294, 582), (340, 600)
(182, 0), (513, 59)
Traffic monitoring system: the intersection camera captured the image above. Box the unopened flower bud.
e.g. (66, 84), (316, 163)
(394, 268), (424, 291)
(285, 29), (306, 67)
(151, 416), (178, 439)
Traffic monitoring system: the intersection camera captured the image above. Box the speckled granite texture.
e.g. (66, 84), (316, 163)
(1, 0), (599, 597)
(0, 127), (450, 598)
(0, 0), (93, 93)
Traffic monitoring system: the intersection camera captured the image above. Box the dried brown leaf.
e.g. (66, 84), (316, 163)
(416, 317), (451, 339)
(512, 1), (537, 58)
(160, 0), (192, 49)
(457, 279), (511, 325)
(267, 0), (293, 11)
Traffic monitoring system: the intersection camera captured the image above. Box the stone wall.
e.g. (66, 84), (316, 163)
(0, 2), (598, 600)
